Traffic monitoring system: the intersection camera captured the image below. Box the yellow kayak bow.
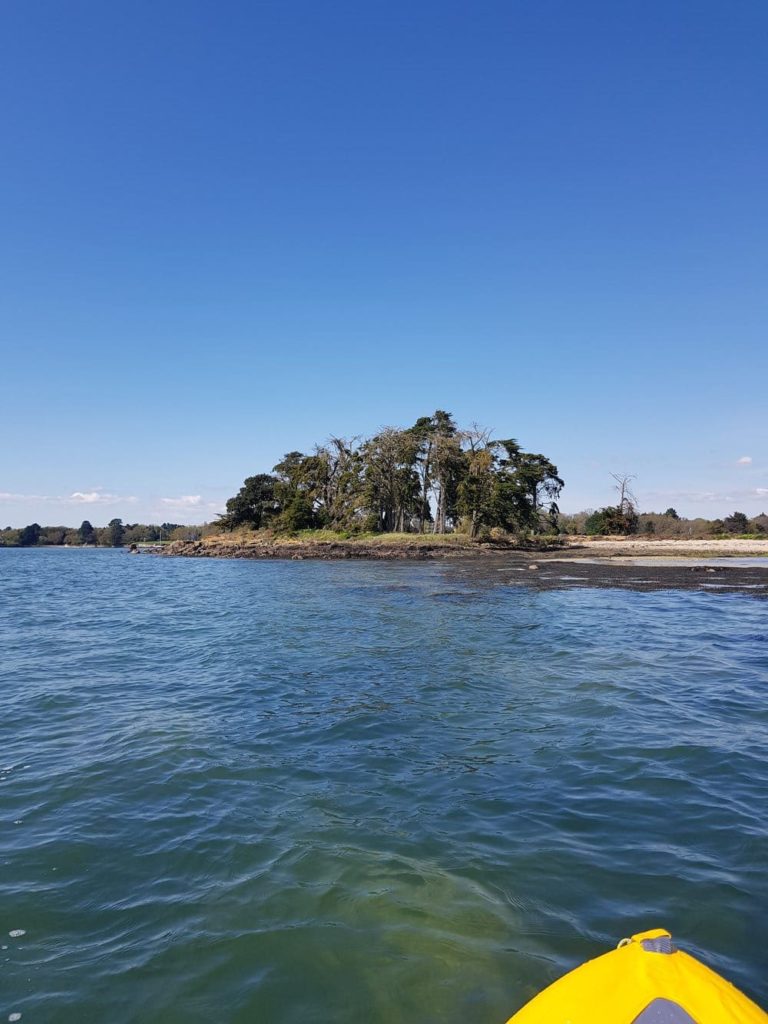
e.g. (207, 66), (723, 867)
(506, 928), (768, 1023)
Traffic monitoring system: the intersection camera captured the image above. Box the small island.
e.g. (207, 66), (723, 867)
(5, 410), (767, 574)
(156, 409), (768, 590)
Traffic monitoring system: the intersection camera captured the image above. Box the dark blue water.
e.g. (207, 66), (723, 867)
(2, 549), (767, 1022)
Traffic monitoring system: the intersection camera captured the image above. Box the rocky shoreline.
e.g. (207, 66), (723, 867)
(162, 536), (491, 560)
(161, 534), (768, 562)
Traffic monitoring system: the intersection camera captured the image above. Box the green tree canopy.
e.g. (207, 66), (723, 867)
(79, 520), (96, 544)
(19, 523), (42, 546)
(722, 511), (749, 534)
(104, 518), (125, 547)
(221, 411), (565, 538)
(584, 505), (638, 536)
(221, 474), (279, 530)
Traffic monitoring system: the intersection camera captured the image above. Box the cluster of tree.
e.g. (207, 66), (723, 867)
(220, 410), (564, 537)
(558, 508), (768, 539)
(711, 511), (768, 536)
(577, 474), (639, 535)
(0, 520), (205, 548)
(556, 472), (767, 538)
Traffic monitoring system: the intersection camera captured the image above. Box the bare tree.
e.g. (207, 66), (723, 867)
(611, 473), (637, 516)
(460, 423), (493, 453)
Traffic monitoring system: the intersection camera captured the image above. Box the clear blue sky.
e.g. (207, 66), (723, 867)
(1, 0), (766, 526)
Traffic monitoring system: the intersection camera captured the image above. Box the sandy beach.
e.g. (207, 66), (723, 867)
(561, 537), (768, 558)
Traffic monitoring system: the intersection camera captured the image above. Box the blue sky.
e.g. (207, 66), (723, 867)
(1, 0), (766, 526)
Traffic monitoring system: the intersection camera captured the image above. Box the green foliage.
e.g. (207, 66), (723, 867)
(362, 427), (422, 532)
(456, 446), (495, 536)
(220, 474), (278, 530)
(19, 523), (42, 546)
(722, 511), (749, 534)
(607, 504), (638, 535)
(120, 523), (184, 544)
(584, 505), (638, 536)
(103, 518), (125, 547)
(408, 411), (462, 534)
(0, 520), (208, 546)
(491, 447), (563, 535)
(584, 510), (607, 535)
(277, 494), (317, 532)
(221, 410), (565, 538)
(79, 520), (96, 544)
(39, 526), (67, 545)
(633, 513), (730, 539)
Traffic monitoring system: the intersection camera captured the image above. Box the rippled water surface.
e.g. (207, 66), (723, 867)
(2, 549), (767, 1022)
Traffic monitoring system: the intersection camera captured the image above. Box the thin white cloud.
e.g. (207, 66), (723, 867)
(157, 495), (223, 518)
(0, 491), (46, 503)
(69, 491), (102, 503)
(152, 495), (224, 523)
(645, 488), (767, 504)
(161, 495), (203, 508)
(644, 489), (728, 503)
(0, 489), (136, 506)
(67, 491), (136, 505)
(737, 456), (753, 465)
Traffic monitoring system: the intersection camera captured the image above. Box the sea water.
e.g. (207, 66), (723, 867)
(1, 548), (766, 1023)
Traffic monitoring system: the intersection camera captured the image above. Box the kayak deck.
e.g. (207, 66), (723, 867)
(505, 929), (768, 1024)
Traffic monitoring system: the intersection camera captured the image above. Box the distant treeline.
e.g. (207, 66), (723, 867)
(5, 509), (766, 548)
(5, 509), (765, 548)
(559, 508), (768, 539)
(220, 409), (564, 537)
(0, 520), (205, 548)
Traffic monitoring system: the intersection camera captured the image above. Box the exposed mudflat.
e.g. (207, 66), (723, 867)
(464, 553), (768, 596)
